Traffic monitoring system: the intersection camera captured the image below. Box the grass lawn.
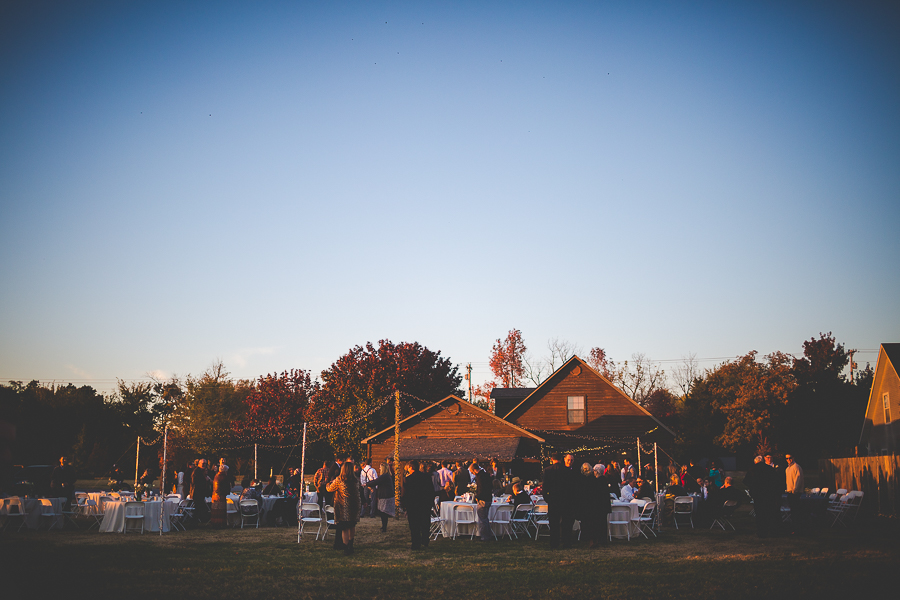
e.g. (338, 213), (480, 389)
(3, 508), (899, 599)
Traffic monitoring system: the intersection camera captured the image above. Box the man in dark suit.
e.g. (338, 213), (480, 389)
(543, 453), (577, 549)
(191, 458), (212, 524)
(452, 460), (470, 498)
(401, 460), (434, 550)
(471, 462), (493, 541)
(50, 456), (76, 508)
(745, 455), (779, 537)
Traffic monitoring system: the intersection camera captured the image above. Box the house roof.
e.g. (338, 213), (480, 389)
(361, 394), (545, 445)
(490, 387), (536, 400)
(860, 343), (900, 445)
(397, 437), (531, 461)
(502, 355), (677, 438)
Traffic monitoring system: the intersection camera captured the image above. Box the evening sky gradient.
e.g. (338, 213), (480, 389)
(1, 1), (898, 391)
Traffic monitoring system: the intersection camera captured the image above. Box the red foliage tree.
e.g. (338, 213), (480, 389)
(489, 329), (527, 388)
(233, 369), (319, 438)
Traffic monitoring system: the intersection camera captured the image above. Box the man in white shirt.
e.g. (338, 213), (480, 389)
(359, 459), (378, 517)
(437, 461), (453, 489)
(620, 477), (636, 501)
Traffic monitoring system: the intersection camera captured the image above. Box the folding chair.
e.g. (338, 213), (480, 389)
(226, 498), (239, 527)
(780, 495), (791, 522)
(531, 504), (550, 540)
(297, 502), (324, 541)
(3, 497), (29, 532)
(124, 501), (145, 534)
(490, 505), (515, 540)
(62, 497), (83, 529)
(511, 503), (533, 539)
(321, 505), (336, 541)
(744, 490), (755, 517)
(240, 500), (260, 529)
(429, 498), (445, 541)
(673, 496), (693, 529)
(608, 505), (631, 541)
(169, 501), (188, 531)
(711, 500), (737, 531)
(452, 504), (476, 540)
(637, 501), (657, 538)
(39, 499), (62, 530)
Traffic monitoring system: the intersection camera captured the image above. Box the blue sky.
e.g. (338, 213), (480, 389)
(1, 1), (898, 392)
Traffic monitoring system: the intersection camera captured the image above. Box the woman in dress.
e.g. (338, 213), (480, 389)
(366, 461), (395, 533)
(708, 460), (724, 488)
(326, 461), (360, 555)
(210, 465), (230, 527)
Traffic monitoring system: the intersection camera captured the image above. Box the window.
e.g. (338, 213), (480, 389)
(884, 393), (891, 424)
(567, 396), (585, 424)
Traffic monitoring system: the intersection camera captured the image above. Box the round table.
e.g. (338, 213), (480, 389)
(99, 499), (176, 533)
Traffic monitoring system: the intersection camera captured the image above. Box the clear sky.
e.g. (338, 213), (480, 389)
(1, 1), (898, 392)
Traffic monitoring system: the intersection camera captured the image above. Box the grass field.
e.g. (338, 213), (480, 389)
(3, 508), (899, 599)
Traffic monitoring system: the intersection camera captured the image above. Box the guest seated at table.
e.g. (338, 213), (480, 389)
(510, 481), (531, 509)
(492, 479), (504, 497)
(262, 475), (281, 496)
(683, 474), (701, 495)
(634, 477), (655, 500)
(717, 476), (742, 506)
(620, 477), (636, 501)
(664, 474), (686, 497)
(240, 479), (263, 504)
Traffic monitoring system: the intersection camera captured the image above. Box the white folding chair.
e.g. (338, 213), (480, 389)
(169, 501), (188, 531)
(226, 498), (239, 527)
(298, 502), (324, 541)
(452, 504), (476, 540)
(637, 501), (657, 538)
(490, 505), (515, 540)
(240, 500), (260, 529)
(429, 498), (444, 540)
(4, 497), (28, 532)
(321, 505), (336, 540)
(124, 501), (145, 534)
(673, 496), (694, 529)
(511, 504), (533, 539)
(531, 504), (550, 540)
(608, 505), (631, 541)
(39, 499), (62, 530)
(711, 500), (737, 531)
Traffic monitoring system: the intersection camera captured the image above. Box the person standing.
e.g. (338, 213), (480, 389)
(367, 462), (395, 532)
(543, 453), (577, 549)
(314, 461), (330, 511)
(359, 459), (378, 517)
(326, 462), (360, 555)
(210, 465), (230, 527)
(452, 460), (470, 498)
(50, 456), (76, 508)
(784, 453), (804, 532)
(745, 455), (777, 537)
(401, 460), (434, 550)
(191, 459), (213, 524)
(470, 462), (493, 542)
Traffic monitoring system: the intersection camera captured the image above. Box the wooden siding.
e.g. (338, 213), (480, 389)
(861, 345), (900, 454)
(508, 359), (671, 440)
(367, 397), (537, 466)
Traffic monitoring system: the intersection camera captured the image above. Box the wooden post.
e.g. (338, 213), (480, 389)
(135, 436), (140, 489)
(637, 437), (641, 478)
(160, 427), (167, 535)
(254, 444), (258, 480)
(394, 389), (401, 518)
(300, 423), (307, 492)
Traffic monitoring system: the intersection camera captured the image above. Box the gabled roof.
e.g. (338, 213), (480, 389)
(860, 343), (900, 445)
(361, 394), (545, 444)
(502, 355), (677, 437)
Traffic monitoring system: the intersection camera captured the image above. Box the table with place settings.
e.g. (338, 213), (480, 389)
(98, 498), (178, 533)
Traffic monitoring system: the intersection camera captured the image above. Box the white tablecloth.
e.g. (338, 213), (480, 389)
(99, 500), (176, 533)
(609, 502), (640, 538)
(439, 501), (511, 538)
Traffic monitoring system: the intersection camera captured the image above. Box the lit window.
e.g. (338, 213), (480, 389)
(884, 393), (891, 424)
(567, 396), (585, 424)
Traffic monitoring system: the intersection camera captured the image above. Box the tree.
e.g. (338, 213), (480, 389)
(672, 353), (700, 398)
(644, 388), (679, 420)
(489, 329), (527, 388)
(614, 353), (667, 406)
(234, 369), (318, 436)
(784, 333), (865, 458)
(587, 347), (616, 380)
(316, 340), (463, 457)
(167, 361), (252, 455)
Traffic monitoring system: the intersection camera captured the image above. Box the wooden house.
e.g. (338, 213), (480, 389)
(859, 343), (900, 456)
(493, 355), (676, 448)
(362, 395), (545, 466)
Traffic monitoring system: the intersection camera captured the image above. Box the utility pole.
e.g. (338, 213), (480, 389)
(849, 350), (857, 384)
(466, 363), (473, 402)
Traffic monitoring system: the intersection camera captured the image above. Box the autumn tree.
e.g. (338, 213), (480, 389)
(316, 340), (463, 457)
(233, 369), (319, 437)
(490, 329), (528, 388)
(587, 347), (616, 380)
(614, 353), (668, 406)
